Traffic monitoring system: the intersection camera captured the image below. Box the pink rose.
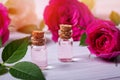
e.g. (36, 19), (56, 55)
(86, 19), (120, 60)
(0, 3), (10, 44)
(44, 0), (94, 42)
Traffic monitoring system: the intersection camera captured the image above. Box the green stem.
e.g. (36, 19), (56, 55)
(6, 66), (11, 68)
(1, 63), (5, 66)
(0, 63), (11, 69)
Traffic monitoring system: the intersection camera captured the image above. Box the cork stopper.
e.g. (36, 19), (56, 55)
(59, 24), (72, 39)
(60, 24), (72, 32)
(31, 31), (45, 46)
(32, 31), (44, 39)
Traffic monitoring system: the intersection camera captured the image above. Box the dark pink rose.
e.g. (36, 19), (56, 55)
(86, 19), (120, 60)
(44, 0), (94, 42)
(0, 3), (10, 44)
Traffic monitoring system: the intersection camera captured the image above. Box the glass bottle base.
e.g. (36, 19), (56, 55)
(32, 60), (48, 70)
(59, 58), (80, 62)
(59, 58), (72, 62)
(40, 66), (48, 70)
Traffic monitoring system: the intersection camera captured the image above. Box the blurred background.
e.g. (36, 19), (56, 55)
(35, 0), (120, 19)
(1, 0), (120, 33)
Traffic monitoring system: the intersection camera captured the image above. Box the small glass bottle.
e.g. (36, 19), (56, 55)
(58, 24), (73, 62)
(31, 31), (47, 69)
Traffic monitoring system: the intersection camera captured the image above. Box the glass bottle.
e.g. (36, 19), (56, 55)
(31, 31), (47, 70)
(58, 24), (73, 62)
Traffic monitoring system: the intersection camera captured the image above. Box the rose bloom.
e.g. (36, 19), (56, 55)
(86, 19), (120, 60)
(0, 3), (10, 44)
(44, 0), (94, 42)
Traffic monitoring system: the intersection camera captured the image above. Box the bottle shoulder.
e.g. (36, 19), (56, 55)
(58, 38), (73, 42)
(31, 45), (47, 49)
(58, 38), (73, 46)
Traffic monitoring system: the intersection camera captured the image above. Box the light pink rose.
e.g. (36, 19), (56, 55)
(86, 19), (120, 60)
(44, 0), (94, 42)
(0, 3), (10, 44)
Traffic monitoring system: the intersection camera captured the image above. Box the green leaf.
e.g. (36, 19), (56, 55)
(9, 61), (45, 80)
(0, 64), (8, 75)
(109, 11), (120, 25)
(0, 38), (2, 47)
(79, 33), (87, 46)
(2, 37), (29, 63)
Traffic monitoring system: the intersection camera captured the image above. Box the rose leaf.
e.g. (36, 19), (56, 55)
(2, 37), (29, 64)
(9, 61), (45, 80)
(0, 38), (2, 47)
(109, 11), (120, 25)
(79, 33), (87, 46)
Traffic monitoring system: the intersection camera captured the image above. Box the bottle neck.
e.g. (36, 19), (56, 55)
(59, 37), (72, 40)
(31, 45), (46, 52)
(32, 44), (46, 47)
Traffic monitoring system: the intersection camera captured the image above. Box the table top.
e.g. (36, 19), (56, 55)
(0, 32), (120, 80)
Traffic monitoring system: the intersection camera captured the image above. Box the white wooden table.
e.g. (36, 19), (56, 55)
(0, 32), (120, 80)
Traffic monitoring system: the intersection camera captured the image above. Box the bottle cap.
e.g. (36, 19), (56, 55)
(31, 31), (45, 46)
(59, 24), (72, 39)
(60, 24), (72, 32)
(32, 31), (44, 39)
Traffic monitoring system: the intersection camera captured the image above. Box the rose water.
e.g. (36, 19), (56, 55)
(58, 24), (73, 62)
(31, 31), (47, 69)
